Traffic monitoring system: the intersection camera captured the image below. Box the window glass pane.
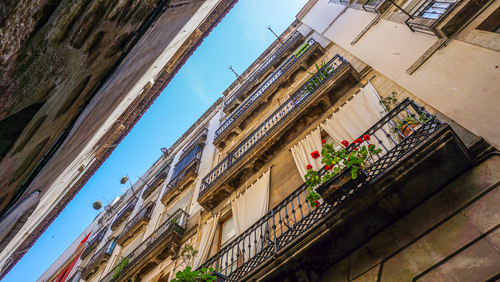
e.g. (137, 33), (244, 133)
(221, 217), (236, 248)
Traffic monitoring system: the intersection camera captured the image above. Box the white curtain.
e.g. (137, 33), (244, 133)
(320, 82), (395, 154)
(192, 213), (220, 269)
(231, 169), (270, 258)
(290, 128), (324, 181)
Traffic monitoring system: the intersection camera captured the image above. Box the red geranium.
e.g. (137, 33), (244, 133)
(363, 134), (370, 141)
(354, 147), (359, 151)
(313, 200), (321, 208)
(322, 139), (326, 144)
(354, 138), (363, 144)
(311, 151), (320, 159)
(306, 164), (313, 170)
(341, 140), (349, 147)
(325, 164), (333, 171)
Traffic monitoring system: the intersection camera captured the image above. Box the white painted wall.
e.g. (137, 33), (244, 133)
(303, 2), (500, 148)
(301, 0), (347, 34)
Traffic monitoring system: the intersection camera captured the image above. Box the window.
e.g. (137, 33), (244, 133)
(417, 1), (454, 19)
(218, 216), (237, 276)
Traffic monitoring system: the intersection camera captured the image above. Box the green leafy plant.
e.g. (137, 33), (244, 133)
(120, 176), (129, 185)
(304, 62), (333, 93)
(379, 91), (399, 114)
(179, 244), (199, 267)
(379, 92), (430, 135)
(305, 136), (382, 208)
(171, 267), (217, 282)
(112, 257), (129, 279)
(172, 217), (178, 225)
(93, 201), (103, 210)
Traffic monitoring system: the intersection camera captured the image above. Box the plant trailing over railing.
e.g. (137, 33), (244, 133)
(112, 257), (129, 279)
(305, 136), (382, 207)
(171, 267), (217, 282)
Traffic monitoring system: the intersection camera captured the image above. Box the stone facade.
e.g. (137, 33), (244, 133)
(37, 1), (500, 282)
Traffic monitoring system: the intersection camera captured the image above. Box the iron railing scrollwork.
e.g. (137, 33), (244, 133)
(179, 128), (208, 161)
(200, 54), (348, 197)
(164, 158), (200, 197)
(198, 98), (443, 281)
(224, 31), (303, 110)
(119, 201), (156, 240)
(82, 237), (117, 277)
(99, 209), (189, 282)
(111, 197), (138, 230)
(405, 0), (457, 36)
(81, 228), (106, 259)
(215, 38), (318, 140)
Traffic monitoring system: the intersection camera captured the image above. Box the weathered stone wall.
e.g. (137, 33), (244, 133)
(320, 154), (500, 282)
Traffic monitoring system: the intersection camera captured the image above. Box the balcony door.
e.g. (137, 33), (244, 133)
(171, 144), (203, 178)
(218, 216), (238, 276)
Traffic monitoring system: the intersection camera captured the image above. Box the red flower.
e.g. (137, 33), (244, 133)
(363, 134), (370, 141)
(341, 140), (349, 147)
(354, 138), (363, 144)
(306, 164), (313, 170)
(354, 147), (359, 151)
(311, 151), (320, 159)
(322, 139), (326, 144)
(313, 200), (321, 208)
(325, 164), (333, 171)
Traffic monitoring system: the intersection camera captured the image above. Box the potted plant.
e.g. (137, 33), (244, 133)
(379, 92), (430, 138)
(93, 200), (103, 210)
(305, 136), (382, 206)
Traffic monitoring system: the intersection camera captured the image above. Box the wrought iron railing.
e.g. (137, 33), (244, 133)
(215, 38), (318, 140)
(224, 31), (303, 110)
(198, 98), (443, 281)
(111, 197), (138, 230)
(165, 158), (200, 195)
(82, 237), (117, 277)
(200, 55), (348, 197)
(81, 228), (106, 259)
(363, 0), (384, 13)
(99, 209), (189, 282)
(405, 0), (457, 36)
(142, 167), (169, 199)
(119, 201), (156, 241)
(180, 128), (208, 160)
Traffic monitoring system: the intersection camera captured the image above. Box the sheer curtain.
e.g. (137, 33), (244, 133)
(231, 169), (271, 258)
(290, 128), (324, 181)
(320, 82), (394, 154)
(192, 213), (220, 269)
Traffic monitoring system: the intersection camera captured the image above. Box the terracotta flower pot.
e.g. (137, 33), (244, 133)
(316, 168), (368, 206)
(401, 123), (421, 137)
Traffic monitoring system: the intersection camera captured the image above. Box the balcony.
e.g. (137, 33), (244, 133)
(362, 0), (391, 14)
(197, 99), (472, 281)
(99, 209), (189, 282)
(161, 142), (204, 207)
(142, 166), (170, 200)
(214, 38), (322, 147)
(110, 197), (138, 231)
(116, 201), (156, 247)
(199, 54), (360, 210)
(80, 228), (106, 260)
(224, 31), (304, 112)
(405, 0), (458, 36)
(82, 238), (117, 281)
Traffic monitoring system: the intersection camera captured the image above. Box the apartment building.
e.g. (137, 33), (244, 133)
(40, 0), (500, 281)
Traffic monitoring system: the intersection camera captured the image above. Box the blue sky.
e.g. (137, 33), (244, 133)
(3, 0), (307, 281)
